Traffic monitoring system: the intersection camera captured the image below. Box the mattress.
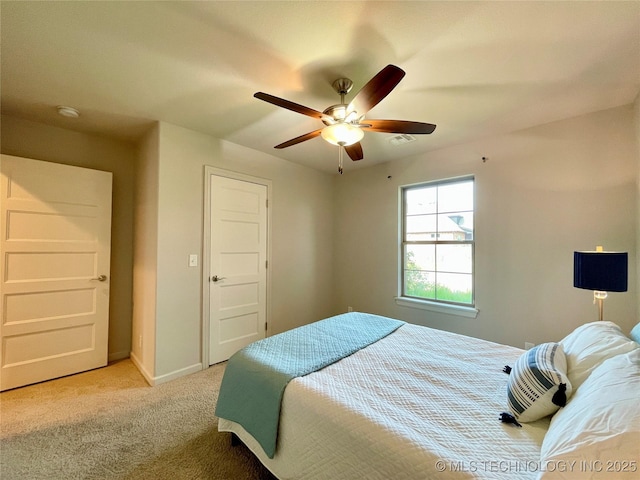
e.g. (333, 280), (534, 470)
(218, 322), (550, 479)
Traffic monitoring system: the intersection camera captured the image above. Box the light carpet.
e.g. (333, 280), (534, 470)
(0, 359), (277, 479)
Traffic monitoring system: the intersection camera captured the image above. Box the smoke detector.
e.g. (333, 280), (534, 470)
(56, 106), (80, 118)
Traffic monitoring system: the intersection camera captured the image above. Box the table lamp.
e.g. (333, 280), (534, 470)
(573, 246), (628, 321)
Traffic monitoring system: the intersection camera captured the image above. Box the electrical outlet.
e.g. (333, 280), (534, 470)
(348, 306), (353, 312)
(525, 342), (535, 350)
(189, 254), (198, 267)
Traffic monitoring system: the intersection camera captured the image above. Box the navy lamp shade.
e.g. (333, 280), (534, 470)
(574, 250), (628, 321)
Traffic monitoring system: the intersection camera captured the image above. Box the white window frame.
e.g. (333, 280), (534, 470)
(395, 176), (479, 318)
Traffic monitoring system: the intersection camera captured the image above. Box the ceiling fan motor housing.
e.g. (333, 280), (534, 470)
(322, 78), (355, 125)
(322, 104), (349, 125)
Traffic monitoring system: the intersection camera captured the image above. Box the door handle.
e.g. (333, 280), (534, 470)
(211, 275), (227, 282)
(92, 274), (108, 282)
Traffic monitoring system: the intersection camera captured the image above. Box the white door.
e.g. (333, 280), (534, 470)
(0, 155), (112, 391)
(208, 174), (267, 365)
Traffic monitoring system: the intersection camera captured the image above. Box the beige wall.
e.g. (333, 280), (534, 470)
(131, 125), (159, 378)
(635, 95), (640, 323)
(0, 115), (336, 384)
(333, 104), (638, 348)
(133, 122), (336, 382)
(3, 100), (638, 384)
(0, 115), (136, 361)
(633, 93), (640, 322)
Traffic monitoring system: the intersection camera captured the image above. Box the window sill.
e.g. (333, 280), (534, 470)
(394, 297), (479, 318)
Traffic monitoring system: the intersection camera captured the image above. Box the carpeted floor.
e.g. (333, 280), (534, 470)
(0, 359), (277, 480)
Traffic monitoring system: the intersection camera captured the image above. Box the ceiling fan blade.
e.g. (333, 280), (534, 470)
(254, 92), (330, 121)
(362, 119), (437, 134)
(274, 129), (323, 149)
(348, 65), (406, 115)
(344, 142), (364, 161)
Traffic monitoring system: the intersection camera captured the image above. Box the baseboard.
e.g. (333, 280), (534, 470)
(129, 351), (154, 386)
(108, 350), (130, 363)
(129, 352), (203, 387)
(153, 362), (203, 386)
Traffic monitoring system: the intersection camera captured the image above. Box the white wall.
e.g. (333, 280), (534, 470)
(133, 122), (336, 382)
(333, 104), (638, 348)
(0, 115), (136, 361)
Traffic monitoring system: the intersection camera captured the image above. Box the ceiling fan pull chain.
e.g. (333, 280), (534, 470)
(338, 146), (344, 174)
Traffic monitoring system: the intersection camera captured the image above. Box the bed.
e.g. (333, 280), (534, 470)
(216, 312), (640, 480)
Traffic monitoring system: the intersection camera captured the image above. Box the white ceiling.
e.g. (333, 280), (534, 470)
(2, 1), (639, 174)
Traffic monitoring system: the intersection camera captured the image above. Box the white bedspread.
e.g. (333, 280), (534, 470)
(219, 323), (550, 479)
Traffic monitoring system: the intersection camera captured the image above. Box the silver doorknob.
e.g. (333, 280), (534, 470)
(92, 274), (108, 282)
(211, 275), (227, 282)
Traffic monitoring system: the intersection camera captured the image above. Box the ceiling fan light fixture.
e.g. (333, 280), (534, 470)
(321, 122), (364, 146)
(254, 65), (436, 170)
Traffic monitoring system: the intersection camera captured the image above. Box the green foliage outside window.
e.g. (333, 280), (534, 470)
(404, 251), (472, 304)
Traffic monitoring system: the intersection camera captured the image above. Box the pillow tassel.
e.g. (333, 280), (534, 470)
(499, 412), (522, 427)
(502, 365), (512, 374)
(552, 383), (567, 407)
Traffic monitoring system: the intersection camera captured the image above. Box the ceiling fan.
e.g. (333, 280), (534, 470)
(254, 64), (436, 173)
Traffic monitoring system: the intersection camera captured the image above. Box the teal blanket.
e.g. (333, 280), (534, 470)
(215, 312), (404, 458)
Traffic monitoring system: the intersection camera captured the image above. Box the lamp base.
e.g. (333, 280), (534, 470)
(593, 291), (607, 321)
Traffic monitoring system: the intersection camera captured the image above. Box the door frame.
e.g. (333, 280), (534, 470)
(201, 166), (272, 366)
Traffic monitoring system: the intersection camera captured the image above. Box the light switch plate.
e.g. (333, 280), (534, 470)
(189, 254), (198, 267)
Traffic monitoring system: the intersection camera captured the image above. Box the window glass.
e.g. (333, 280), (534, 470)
(405, 187), (437, 215)
(401, 177), (474, 306)
(437, 181), (474, 213)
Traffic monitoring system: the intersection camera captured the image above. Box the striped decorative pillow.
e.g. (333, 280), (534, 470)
(507, 342), (572, 422)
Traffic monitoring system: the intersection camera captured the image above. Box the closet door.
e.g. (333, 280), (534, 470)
(1, 155), (112, 390)
(207, 173), (268, 365)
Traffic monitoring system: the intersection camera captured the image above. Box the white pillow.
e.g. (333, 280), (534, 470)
(537, 349), (640, 480)
(507, 342), (572, 423)
(630, 322), (640, 344)
(560, 321), (639, 389)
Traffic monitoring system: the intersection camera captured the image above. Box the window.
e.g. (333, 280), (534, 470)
(401, 177), (474, 307)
